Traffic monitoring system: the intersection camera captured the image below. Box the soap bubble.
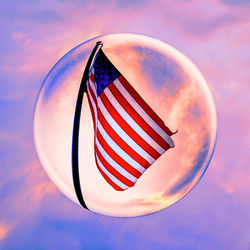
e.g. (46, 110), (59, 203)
(34, 33), (217, 217)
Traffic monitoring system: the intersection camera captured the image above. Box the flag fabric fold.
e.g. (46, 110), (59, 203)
(86, 48), (175, 191)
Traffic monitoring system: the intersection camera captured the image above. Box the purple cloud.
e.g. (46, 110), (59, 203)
(220, 0), (250, 7)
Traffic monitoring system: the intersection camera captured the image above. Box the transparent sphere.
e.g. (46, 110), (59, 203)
(34, 33), (217, 217)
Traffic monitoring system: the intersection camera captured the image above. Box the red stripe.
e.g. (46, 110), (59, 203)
(90, 73), (96, 87)
(94, 150), (124, 191)
(87, 87), (96, 131)
(118, 75), (173, 136)
(95, 145), (135, 187)
(96, 129), (142, 178)
(87, 78), (98, 131)
(108, 83), (171, 151)
(100, 92), (160, 159)
(88, 79), (97, 104)
(97, 108), (151, 169)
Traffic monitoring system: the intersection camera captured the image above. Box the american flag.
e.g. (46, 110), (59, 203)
(86, 48), (175, 191)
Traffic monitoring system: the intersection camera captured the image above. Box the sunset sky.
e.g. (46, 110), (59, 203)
(0, 0), (249, 249)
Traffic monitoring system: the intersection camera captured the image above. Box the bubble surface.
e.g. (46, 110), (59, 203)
(34, 33), (217, 217)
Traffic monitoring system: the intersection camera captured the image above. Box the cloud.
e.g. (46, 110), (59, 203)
(28, 9), (63, 23)
(0, 223), (10, 241)
(11, 32), (26, 41)
(2, 1), (147, 77)
(42, 46), (90, 102)
(220, 0), (250, 7)
(23, 161), (58, 204)
(134, 46), (184, 95)
(0, 159), (59, 233)
(168, 138), (210, 195)
(180, 14), (238, 36)
(156, 0), (250, 39)
(0, 0), (249, 248)
(0, 1), (63, 23)
(123, 194), (168, 208)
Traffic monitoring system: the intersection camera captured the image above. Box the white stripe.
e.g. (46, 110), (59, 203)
(89, 67), (95, 78)
(104, 87), (165, 154)
(96, 154), (128, 190)
(97, 122), (145, 173)
(97, 97), (156, 164)
(87, 82), (97, 109)
(114, 79), (174, 147)
(87, 82), (97, 128)
(89, 78), (97, 94)
(96, 139), (138, 182)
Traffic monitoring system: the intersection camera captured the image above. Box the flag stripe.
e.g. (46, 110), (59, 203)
(118, 75), (174, 136)
(88, 78), (144, 184)
(96, 129), (142, 178)
(95, 145), (134, 187)
(86, 91), (96, 131)
(88, 79), (97, 101)
(95, 152), (126, 191)
(88, 79), (98, 103)
(103, 87), (166, 154)
(87, 83), (97, 129)
(97, 122), (145, 173)
(95, 141), (136, 186)
(84, 48), (176, 191)
(114, 79), (174, 148)
(97, 107), (152, 167)
(88, 79), (125, 190)
(87, 86), (97, 128)
(99, 92), (161, 159)
(88, 82), (128, 190)
(90, 73), (96, 87)
(98, 98), (154, 163)
(108, 83), (170, 151)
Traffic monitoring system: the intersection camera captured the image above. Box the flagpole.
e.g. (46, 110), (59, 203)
(72, 41), (103, 210)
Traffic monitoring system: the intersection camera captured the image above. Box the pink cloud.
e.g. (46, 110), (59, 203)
(0, 223), (10, 241)
(4, 0), (248, 85)
(4, 1), (147, 76)
(0, 159), (59, 227)
(11, 32), (26, 41)
(23, 162), (58, 204)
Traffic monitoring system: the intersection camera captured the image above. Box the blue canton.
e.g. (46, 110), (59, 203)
(92, 49), (121, 96)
